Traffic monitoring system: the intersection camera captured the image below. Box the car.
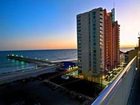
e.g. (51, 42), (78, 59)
(61, 75), (69, 80)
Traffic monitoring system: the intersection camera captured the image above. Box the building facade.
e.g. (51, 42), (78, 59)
(77, 7), (120, 76)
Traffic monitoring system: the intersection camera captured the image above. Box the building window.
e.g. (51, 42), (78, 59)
(77, 19), (80, 22)
(77, 23), (81, 26)
(93, 53), (96, 57)
(93, 27), (96, 31)
(92, 12), (96, 15)
(77, 15), (81, 19)
(93, 42), (96, 45)
(93, 61), (96, 64)
(93, 15), (96, 19)
(93, 31), (96, 35)
(77, 29), (81, 32)
(93, 23), (96, 26)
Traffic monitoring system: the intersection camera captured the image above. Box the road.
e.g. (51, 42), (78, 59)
(0, 66), (56, 85)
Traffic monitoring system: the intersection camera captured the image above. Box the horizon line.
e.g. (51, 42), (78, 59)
(0, 46), (136, 52)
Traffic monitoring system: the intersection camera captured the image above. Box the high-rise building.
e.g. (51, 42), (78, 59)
(77, 7), (120, 77)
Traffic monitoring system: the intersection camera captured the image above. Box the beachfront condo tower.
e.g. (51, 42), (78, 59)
(77, 7), (120, 77)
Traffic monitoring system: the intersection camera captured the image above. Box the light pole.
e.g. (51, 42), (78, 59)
(138, 33), (140, 69)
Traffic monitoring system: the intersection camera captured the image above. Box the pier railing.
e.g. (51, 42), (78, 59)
(91, 56), (137, 105)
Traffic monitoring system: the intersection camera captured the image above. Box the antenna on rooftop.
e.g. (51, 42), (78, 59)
(113, 0), (115, 9)
(111, 0), (115, 22)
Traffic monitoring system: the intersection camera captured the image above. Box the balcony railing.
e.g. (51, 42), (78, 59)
(91, 56), (137, 105)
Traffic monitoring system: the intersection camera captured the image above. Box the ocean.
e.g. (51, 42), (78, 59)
(0, 49), (77, 74)
(0, 48), (132, 74)
(120, 48), (134, 52)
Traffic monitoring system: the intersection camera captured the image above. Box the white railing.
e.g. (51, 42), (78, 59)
(91, 56), (137, 105)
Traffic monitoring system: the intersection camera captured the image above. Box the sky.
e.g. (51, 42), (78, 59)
(0, 0), (140, 50)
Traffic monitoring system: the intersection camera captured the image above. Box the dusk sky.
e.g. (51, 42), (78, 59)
(0, 0), (140, 50)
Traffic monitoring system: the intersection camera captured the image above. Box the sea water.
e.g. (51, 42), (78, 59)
(0, 49), (77, 74)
